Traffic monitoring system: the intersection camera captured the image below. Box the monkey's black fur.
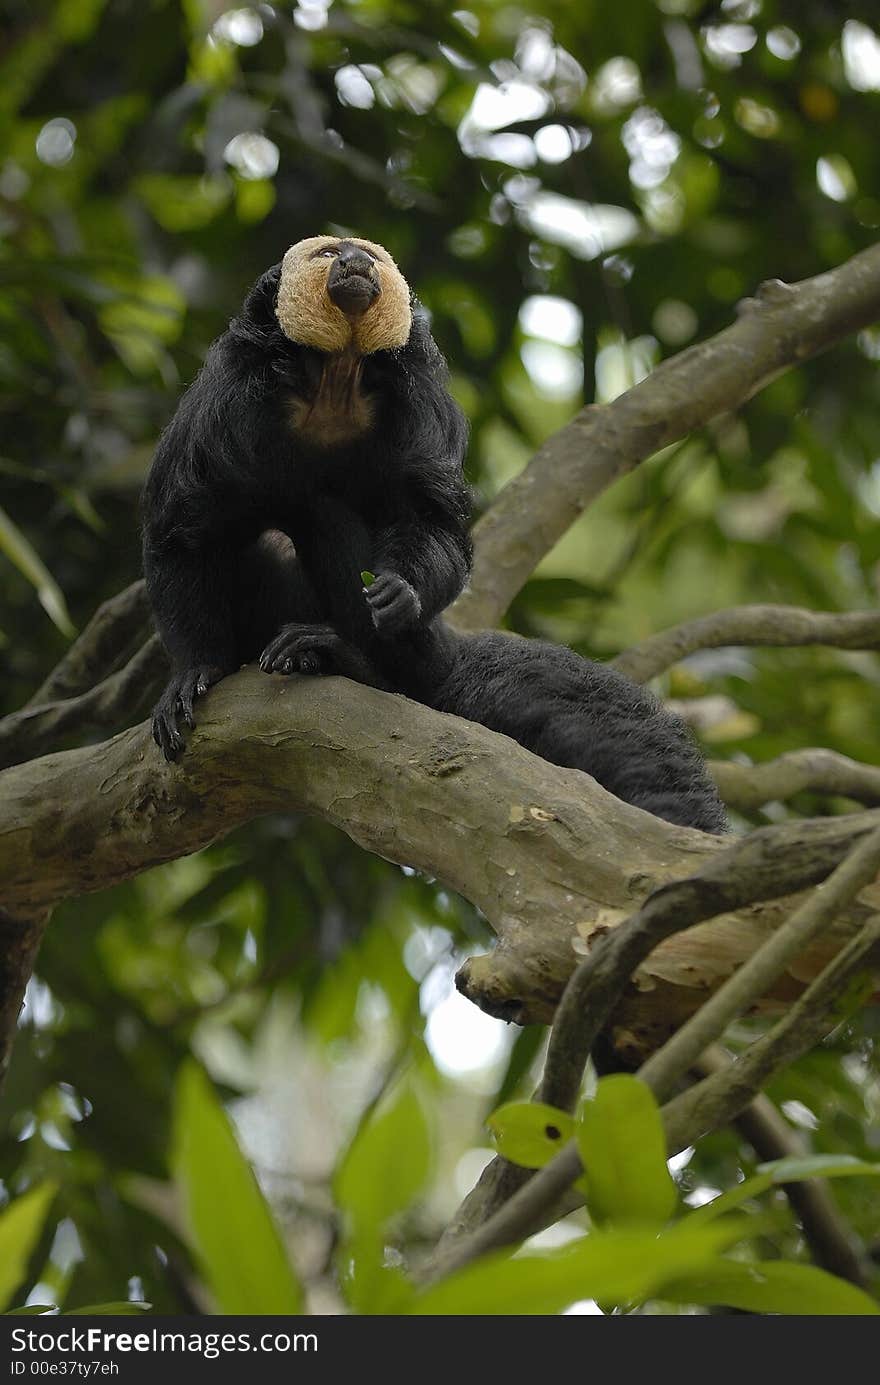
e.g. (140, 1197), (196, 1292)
(142, 261), (471, 759)
(425, 629), (727, 832)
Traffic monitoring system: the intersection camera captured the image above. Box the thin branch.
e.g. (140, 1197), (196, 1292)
(26, 580), (151, 707)
(638, 823), (880, 1102)
(610, 605), (880, 684)
(697, 1047), (873, 1289)
(0, 907), (47, 1089)
(0, 635), (167, 771)
(662, 911), (880, 1153)
(450, 243), (880, 631)
(710, 749), (880, 812)
(420, 1141), (583, 1285)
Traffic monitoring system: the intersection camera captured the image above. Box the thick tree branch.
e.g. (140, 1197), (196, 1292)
(25, 581), (153, 707)
(455, 808), (880, 1037)
(0, 636), (167, 771)
(450, 243), (880, 631)
(2, 671), (879, 1085)
(710, 749), (880, 811)
(611, 605), (880, 684)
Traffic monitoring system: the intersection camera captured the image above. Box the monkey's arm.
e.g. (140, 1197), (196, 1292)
(143, 527), (243, 760)
(140, 337), (270, 759)
(368, 491), (472, 634)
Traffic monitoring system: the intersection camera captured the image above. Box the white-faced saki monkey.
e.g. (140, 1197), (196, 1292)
(142, 236), (726, 833)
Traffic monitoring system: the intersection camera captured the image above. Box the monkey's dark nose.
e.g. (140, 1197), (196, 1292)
(335, 244), (376, 276)
(327, 248), (380, 316)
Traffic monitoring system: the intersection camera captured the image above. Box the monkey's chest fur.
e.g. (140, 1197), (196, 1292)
(286, 350), (375, 449)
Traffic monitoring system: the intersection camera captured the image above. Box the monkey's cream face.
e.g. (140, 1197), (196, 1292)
(275, 236), (412, 354)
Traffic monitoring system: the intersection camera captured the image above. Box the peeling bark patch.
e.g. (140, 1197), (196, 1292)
(574, 909), (626, 946)
(627, 872), (657, 896)
(113, 783), (196, 834)
(417, 735), (477, 777)
(630, 970), (657, 992)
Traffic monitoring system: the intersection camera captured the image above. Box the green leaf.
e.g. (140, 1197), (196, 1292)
(6, 1302), (151, 1316)
(687, 1154), (880, 1226)
(0, 1184), (57, 1312)
(0, 506), (75, 637)
(486, 1101), (574, 1169)
(335, 1079), (431, 1236)
(172, 1063), (302, 1315)
(576, 1075), (677, 1225)
(410, 1220), (751, 1316)
(360, 570), (376, 587)
(759, 1154), (880, 1182)
(661, 1260), (880, 1316)
(66, 1302), (152, 1315)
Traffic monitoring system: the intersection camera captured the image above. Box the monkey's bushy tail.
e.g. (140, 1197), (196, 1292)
(425, 629), (727, 835)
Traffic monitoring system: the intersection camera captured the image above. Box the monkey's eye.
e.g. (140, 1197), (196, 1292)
(319, 248), (337, 258)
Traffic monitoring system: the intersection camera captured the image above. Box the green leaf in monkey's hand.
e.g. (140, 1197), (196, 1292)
(361, 570), (376, 587)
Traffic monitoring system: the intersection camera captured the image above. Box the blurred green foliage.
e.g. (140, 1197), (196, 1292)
(1, 0), (879, 1314)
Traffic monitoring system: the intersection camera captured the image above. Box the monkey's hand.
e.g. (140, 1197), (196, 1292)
(365, 571), (421, 636)
(152, 664), (228, 762)
(259, 622), (341, 676)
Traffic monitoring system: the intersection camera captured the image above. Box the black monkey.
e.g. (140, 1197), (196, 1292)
(142, 236), (470, 759)
(259, 500), (728, 835)
(143, 242), (725, 833)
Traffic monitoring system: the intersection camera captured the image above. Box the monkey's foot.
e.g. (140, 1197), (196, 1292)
(366, 571), (421, 636)
(152, 663), (228, 762)
(259, 623), (341, 676)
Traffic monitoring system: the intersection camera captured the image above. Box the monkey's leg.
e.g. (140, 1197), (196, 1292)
(243, 531), (384, 684)
(259, 622), (389, 687)
(239, 529), (345, 672)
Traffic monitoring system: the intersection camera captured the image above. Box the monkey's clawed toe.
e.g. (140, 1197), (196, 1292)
(151, 664), (227, 761)
(259, 623), (340, 676)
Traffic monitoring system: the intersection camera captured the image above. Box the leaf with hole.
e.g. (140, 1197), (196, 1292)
(486, 1101), (574, 1169)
